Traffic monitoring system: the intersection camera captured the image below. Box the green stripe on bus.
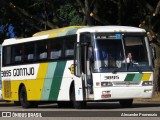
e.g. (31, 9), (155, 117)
(58, 28), (78, 36)
(49, 61), (67, 100)
(124, 74), (135, 81)
(41, 62), (57, 100)
(133, 73), (143, 81)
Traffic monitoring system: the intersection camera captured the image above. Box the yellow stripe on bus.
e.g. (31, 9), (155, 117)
(141, 73), (151, 81)
(27, 63), (48, 100)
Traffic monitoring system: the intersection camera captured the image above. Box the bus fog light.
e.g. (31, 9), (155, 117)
(144, 89), (152, 93)
(102, 91), (107, 94)
(102, 91), (110, 94)
(101, 82), (113, 87)
(142, 81), (152, 86)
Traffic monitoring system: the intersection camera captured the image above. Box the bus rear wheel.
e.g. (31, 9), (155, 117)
(19, 86), (38, 108)
(119, 99), (133, 108)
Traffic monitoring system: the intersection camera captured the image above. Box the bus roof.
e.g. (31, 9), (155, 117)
(2, 26), (85, 46)
(33, 26), (86, 38)
(76, 26), (146, 33)
(33, 26), (145, 37)
(2, 26), (146, 46)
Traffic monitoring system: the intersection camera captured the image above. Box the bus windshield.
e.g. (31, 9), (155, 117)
(93, 33), (152, 73)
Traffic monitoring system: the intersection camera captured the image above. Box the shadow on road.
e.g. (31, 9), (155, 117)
(0, 101), (15, 107)
(37, 102), (160, 110)
(0, 101), (160, 110)
(86, 102), (160, 109)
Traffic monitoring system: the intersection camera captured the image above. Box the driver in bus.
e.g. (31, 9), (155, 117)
(123, 52), (137, 69)
(125, 52), (133, 63)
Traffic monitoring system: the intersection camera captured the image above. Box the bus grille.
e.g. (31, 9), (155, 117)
(3, 80), (12, 98)
(113, 81), (140, 86)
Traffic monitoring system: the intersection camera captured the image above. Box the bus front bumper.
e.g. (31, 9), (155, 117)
(93, 86), (153, 100)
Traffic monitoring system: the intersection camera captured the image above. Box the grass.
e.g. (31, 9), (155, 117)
(135, 92), (160, 102)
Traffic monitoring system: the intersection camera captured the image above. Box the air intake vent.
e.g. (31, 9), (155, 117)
(3, 80), (12, 98)
(113, 81), (140, 86)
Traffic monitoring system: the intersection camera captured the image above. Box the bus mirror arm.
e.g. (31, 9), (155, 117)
(74, 43), (82, 77)
(74, 60), (78, 65)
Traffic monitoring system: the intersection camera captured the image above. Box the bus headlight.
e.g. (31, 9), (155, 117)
(101, 82), (113, 87)
(142, 81), (152, 86)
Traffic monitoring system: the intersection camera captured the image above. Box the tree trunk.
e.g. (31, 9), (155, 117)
(153, 44), (160, 95)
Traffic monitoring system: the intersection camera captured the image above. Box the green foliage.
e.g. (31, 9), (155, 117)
(1, 0), (160, 39)
(58, 3), (83, 26)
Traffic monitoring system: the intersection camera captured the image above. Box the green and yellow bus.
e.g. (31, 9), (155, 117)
(1, 26), (154, 108)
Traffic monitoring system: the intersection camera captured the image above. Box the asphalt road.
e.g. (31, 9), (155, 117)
(0, 101), (160, 120)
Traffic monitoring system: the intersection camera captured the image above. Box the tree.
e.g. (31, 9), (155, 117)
(138, 0), (160, 94)
(0, 0), (160, 93)
(57, 3), (83, 26)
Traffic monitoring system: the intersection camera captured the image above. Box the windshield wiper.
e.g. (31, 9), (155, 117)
(99, 66), (108, 69)
(112, 68), (119, 74)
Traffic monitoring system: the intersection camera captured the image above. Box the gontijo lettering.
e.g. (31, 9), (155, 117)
(13, 67), (34, 76)
(1, 67), (34, 77)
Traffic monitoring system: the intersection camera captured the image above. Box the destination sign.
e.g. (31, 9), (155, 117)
(96, 34), (121, 39)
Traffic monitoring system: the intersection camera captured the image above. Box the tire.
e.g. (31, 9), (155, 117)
(71, 88), (86, 109)
(32, 102), (38, 108)
(57, 101), (72, 108)
(119, 99), (133, 108)
(19, 86), (38, 108)
(14, 101), (21, 106)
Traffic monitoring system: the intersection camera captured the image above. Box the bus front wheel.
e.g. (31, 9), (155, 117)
(71, 88), (86, 109)
(119, 99), (133, 108)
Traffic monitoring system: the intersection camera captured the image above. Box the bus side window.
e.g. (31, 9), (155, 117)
(40, 52), (47, 59)
(36, 41), (48, 60)
(50, 39), (63, 60)
(12, 45), (23, 63)
(50, 50), (62, 59)
(65, 49), (74, 57)
(64, 36), (76, 59)
(24, 43), (35, 62)
(2, 46), (12, 66)
(15, 56), (22, 62)
(28, 54), (34, 60)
